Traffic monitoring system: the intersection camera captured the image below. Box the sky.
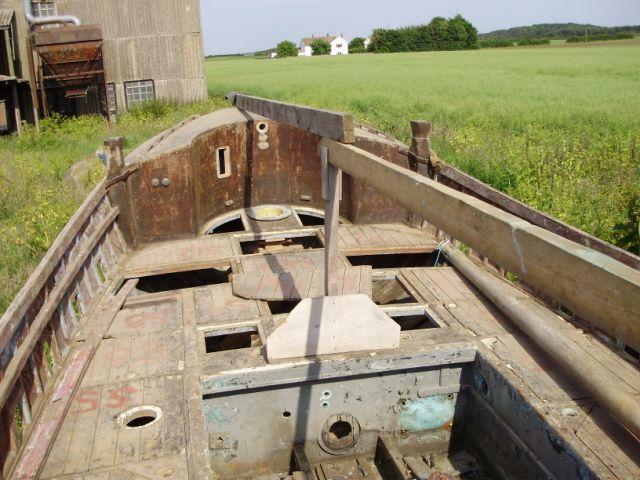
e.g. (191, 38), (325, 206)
(200, 0), (640, 55)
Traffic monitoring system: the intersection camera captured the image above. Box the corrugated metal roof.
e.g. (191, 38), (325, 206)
(0, 8), (14, 29)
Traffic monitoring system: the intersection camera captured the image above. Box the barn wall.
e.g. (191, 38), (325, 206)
(0, 0), (206, 113)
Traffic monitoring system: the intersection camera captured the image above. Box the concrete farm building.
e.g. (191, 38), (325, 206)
(0, 0), (206, 133)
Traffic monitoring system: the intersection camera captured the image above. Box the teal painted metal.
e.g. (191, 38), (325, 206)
(203, 402), (239, 424)
(398, 394), (456, 432)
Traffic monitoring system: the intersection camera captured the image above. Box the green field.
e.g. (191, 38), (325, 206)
(207, 41), (640, 253)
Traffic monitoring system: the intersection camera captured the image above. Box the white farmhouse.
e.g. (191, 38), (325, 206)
(299, 35), (349, 56)
(364, 37), (372, 50)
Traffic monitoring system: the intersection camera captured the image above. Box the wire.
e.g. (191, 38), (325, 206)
(434, 239), (450, 267)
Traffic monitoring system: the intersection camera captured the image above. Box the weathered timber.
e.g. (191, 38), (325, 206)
(322, 146), (343, 295)
(436, 162), (640, 270)
(320, 139), (640, 351)
(0, 181), (107, 353)
(11, 279), (138, 480)
(444, 246), (640, 440)
(0, 208), (120, 410)
(375, 433), (412, 480)
(229, 92), (356, 143)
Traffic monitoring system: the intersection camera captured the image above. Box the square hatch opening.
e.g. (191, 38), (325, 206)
(388, 308), (440, 331)
(204, 325), (261, 353)
(135, 266), (232, 293)
(347, 252), (439, 269)
(240, 233), (323, 255)
(372, 277), (417, 305)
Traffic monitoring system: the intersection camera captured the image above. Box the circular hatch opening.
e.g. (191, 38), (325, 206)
(117, 406), (162, 429)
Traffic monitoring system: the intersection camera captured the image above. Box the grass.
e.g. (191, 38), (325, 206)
(0, 97), (227, 314)
(207, 41), (640, 254)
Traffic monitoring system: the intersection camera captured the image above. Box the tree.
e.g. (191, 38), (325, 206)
(276, 40), (298, 58)
(349, 37), (367, 53)
(311, 39), (331, 55)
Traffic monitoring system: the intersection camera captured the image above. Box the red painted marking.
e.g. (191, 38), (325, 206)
(105, 386), (138, 409)
(74, 388), (101, 413)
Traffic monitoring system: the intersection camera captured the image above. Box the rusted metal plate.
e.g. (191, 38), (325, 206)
(32, 25), (103, 46)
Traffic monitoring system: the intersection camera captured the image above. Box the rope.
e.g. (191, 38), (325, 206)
(434, 239), (450, 267)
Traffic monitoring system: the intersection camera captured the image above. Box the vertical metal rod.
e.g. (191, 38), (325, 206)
(38, 61), (47, 118)
(26, 35), (39, 130)
(11, 83), (22, 133)
(322, 146), (342, 296)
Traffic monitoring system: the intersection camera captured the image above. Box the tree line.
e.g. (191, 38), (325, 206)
(368, 15), (478, 53)
(481, 23), (640, 40)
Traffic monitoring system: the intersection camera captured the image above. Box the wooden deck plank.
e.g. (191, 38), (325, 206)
(195, 285), (260, 326)
(493, 334), (588, 402)
(360, 225), (386, 247)
(88, 383), (119, 470)
(575, 405), (640, 478)
(107, 336), (133, 384)
(124, 236), (234, 277)
(63, 383), (103, 474)
(399, 270), (439, 304)
(443, 299), (512, 337)
(139, 375), (165, 461)
(114, 380), (144, 466)
(338, 226), (360, 249)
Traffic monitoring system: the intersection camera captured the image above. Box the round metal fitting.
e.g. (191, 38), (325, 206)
(319, 413), (361, 455)
(256, 122), (269, 133)
(117, 405), (162, 429)
(151, 178), (160, 187)
(246, 205), (292, 222)
(161, 177), (170, 187)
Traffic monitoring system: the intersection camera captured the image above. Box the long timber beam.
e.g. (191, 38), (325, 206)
(229, 92), (356, 143)
(319, 138), (640, 351)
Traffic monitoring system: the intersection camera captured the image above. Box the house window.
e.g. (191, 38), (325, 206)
(124, 80), (155, 107)
(106, 83), (117, 114)
(31, 1), (57, 17)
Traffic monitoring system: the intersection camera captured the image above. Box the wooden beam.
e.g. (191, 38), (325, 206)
(436, 162), (640, 270)
(320, 139), (640, 351)
(0, 208), (119, 410)
(228, 92), (356, 143)
(321, 146), (343, 295)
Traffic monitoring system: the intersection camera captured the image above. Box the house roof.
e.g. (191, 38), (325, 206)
(301, 35), (337, 46)
(0, 8), (14, 29)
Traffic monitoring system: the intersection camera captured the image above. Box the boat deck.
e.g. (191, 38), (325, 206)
(14, 220), (640, 479)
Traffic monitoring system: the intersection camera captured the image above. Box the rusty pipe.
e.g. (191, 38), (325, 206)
(443, 245), (640, 441)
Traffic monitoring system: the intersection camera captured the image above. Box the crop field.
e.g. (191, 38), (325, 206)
(207, 41), (640, 254)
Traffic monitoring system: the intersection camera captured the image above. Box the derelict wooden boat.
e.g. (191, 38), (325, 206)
(1, 94), (639, 480)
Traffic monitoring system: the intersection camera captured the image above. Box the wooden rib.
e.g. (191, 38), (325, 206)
(0, 182), (107, 353)
(0, 208), (120, 411)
